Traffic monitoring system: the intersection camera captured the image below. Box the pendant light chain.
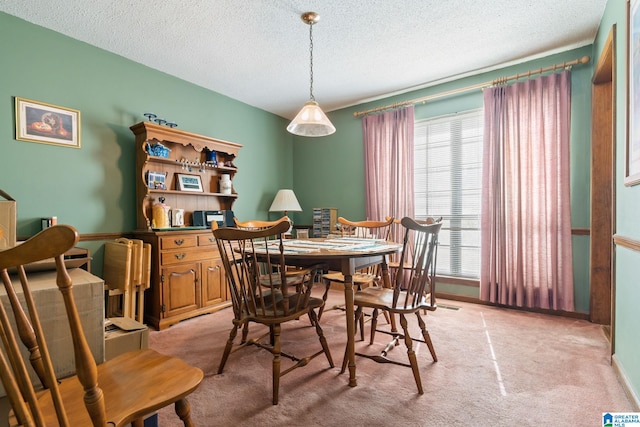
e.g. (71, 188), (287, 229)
(308, 21), (315, 101)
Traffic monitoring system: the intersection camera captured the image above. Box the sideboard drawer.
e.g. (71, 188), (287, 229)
(161, 248), (214, 265)
(198, 234), (217, 247)
(160, 235), (198, 250)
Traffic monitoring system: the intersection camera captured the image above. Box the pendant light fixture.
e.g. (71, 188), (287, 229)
(287, 12), (336, 137)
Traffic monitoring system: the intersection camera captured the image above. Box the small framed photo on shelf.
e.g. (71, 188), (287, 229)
(176, 173), (203, 192)
(147, 171), (167, 190)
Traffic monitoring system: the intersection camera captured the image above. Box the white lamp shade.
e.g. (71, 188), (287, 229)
(286, 101), (336, 137)
(269, 189), (302, 212)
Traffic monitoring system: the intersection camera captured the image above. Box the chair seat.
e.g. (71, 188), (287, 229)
(323, 271), (378, 285)
(15, 349), (203, 426)
(355, 286), (436, 313)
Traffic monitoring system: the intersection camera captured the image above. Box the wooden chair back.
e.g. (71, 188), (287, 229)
(392, 217), (442, 310)
(337, 216), (394, 241)
(318, 216), (394, 324)
(214, 220), (314, 320)
(0, 225), (203, 426)
(387, 215), (441, 242)
(234, 216), (290, 230)
(337, 216), (393, 278)
(387, 216), (442, 276)
(0, 225), (98, 425)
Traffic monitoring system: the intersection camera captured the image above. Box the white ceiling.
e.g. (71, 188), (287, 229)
(0, 1), (607, 119)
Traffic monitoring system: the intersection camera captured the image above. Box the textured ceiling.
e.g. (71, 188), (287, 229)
(0, 0), (607, 119)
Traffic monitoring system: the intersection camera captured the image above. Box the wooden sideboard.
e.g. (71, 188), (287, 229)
(133, 229), (228, 330)
(131, 123), (241, 329)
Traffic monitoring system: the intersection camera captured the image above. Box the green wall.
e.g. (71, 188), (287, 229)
(0, 12), (295, 273)
(293, 45), (594, 315)
(595, 0), (640, 407)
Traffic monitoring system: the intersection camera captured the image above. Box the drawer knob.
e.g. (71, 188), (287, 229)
(174, 239), (185, 246)
(174, 253), (187, 260)
(209, 237), (215, 243)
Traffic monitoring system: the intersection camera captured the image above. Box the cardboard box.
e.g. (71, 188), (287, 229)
(104, 317), (149, 361)
(0, 268), (105, 397)
(0, 189), (16, 250)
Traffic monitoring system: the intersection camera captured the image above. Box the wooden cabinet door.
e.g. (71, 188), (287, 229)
(161, 263), (200, 318)
(201, 258), (226, 307)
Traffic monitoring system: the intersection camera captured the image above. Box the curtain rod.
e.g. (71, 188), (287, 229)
(353, 55), (591, 118)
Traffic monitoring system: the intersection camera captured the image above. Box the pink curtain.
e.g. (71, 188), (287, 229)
(362, 106), (415, 238)
(480, 71), (574, 311)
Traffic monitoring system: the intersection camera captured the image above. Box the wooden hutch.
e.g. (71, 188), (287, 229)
(131, 121), (241, 330)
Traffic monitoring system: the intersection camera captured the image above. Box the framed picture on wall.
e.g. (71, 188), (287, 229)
(176, 173), (203, 192)
(15, 97), (81, 149)
(626, 0), (640, 185)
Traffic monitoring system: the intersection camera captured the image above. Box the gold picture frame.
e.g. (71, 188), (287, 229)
(626, 0), (640, 185)
(15, 97), (81, 149)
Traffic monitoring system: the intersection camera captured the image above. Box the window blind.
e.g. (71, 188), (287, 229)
(414, 110), (483, 278)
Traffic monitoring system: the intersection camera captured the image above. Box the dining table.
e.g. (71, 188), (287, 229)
(256, 237), (402, 387)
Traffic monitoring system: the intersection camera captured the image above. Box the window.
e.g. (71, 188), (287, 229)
(414, 110), (483, 279)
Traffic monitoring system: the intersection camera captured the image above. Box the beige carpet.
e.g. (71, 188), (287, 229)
(149, 289), (633, 426)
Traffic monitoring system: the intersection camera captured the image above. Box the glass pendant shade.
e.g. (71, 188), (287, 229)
(287, 101), (336, 137)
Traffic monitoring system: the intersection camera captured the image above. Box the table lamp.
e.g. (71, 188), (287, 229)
(269, 189), (302, 234)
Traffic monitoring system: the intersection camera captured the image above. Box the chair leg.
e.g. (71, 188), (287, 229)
(317, 278), (331, 321)
(308, 312), (316, 326)
(218, 323), (239, 374)
(382, 310), (391, 324)
(416, 312), (437, 362)
(241, 322), (249, 344)
(400, 314), (423, 395)
(272, 324), (282, 405)
(370, 308), (379, 344)
(389, 310), (398, 333)
(175, 397), (195, 427)
(270, 324), (278, 346)
(310, 309), (334, 367)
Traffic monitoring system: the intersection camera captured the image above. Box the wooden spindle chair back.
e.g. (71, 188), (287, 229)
(392, 218), (441, 311)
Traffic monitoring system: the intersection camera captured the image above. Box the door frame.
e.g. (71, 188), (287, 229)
(590, 25), (617, 353)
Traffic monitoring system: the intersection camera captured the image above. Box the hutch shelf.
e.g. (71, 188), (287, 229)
(130, 121), (242, 329)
